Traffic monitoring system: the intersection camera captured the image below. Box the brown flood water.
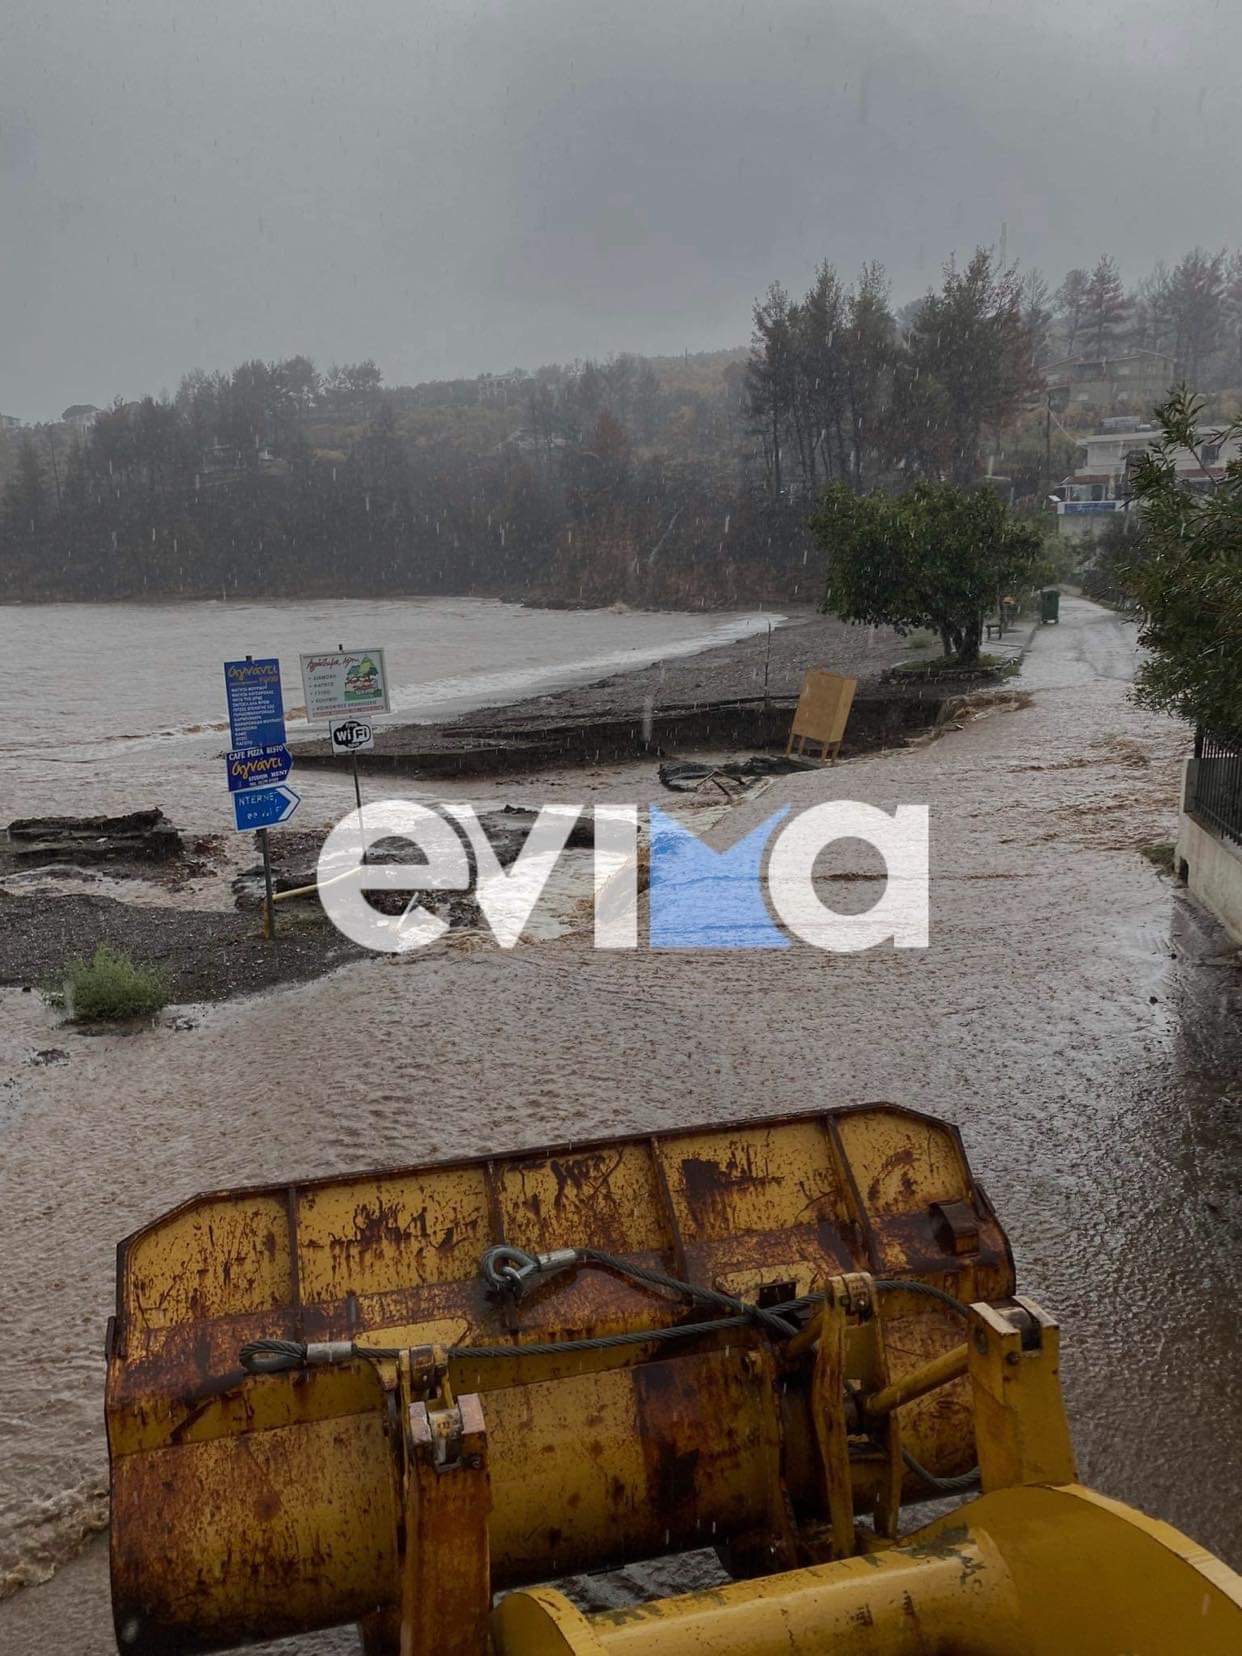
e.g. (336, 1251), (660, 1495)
(0, 595), (781, 824)
(2, 598), (1240, 1653)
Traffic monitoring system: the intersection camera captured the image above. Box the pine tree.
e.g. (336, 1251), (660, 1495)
(899, 250), (1034, 486)
(1132, 263), (1176, 358)
(1081, 255), (1129, 360)
(793, 263), (848, 488)
(840, 263), (895, 491)
(1053, 267), (1089, 357)
(1167, 248), (1227, 386)
(745, 283), (798, 497)
(1020, 269), (1054, 365)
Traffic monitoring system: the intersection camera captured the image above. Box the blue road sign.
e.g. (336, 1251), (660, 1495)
(225, 744), (293, 792)
(232, 784), (300, 833)
(223, 658), (286, 749)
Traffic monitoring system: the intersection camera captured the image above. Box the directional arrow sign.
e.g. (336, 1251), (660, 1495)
(225, 743), (293, 792)
(232, 784), (300, 833)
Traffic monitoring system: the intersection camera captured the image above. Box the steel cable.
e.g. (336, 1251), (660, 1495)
(240, 1272), (970, 1374)
(238, 1268), (983, 1506)
(240, 1296), (815, 1374)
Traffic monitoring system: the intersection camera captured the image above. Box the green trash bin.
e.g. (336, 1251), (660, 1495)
(1040, 589), (1060, 624)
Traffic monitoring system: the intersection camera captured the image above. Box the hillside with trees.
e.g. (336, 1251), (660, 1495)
(4, 243), (1242, 609)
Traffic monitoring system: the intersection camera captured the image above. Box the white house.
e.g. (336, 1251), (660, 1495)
(1052, 416), (1242, 538)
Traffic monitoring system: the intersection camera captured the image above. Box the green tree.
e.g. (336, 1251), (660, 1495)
(1122, 388), (1242, 731)
(812, 480), (1044, 664)
(1053, 267), (1089, 357)
(1166, 249), (1227, 386)
(1081, 255), (1129, 358)
(1020, 268), (1054, 366)
(897, 250), (1034, 486)
(794, 262), (849, 486)
(840, 262), (896, 491)
(1132, 262), (1176, 359)
(746, 282), (798, 497)
(5, 435), (47, 534)
(323, 360), (384, 416)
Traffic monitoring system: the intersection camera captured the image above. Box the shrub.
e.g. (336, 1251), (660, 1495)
(1078, 514), (1141, 607)
(1124, 389), (1242, 731)
(45, 945), (170, 1022)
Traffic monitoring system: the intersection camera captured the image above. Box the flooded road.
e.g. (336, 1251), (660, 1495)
(2, 597), (1239, 1652)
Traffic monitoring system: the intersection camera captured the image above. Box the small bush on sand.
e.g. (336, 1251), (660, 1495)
(43, 945), (169, 1022)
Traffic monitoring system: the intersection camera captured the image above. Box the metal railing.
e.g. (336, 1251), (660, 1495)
(1191, 728), (1242, 847)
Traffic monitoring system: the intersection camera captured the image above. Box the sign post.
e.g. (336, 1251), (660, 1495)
(261, 827), (275, 942)
(301, 646), (389, 860)
(224, 655), (297, 939)
(330, 712), (375, 821)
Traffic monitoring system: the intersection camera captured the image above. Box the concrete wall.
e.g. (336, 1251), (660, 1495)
(1176, 760), (1242, 945)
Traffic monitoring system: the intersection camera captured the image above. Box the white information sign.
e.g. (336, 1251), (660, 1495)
(299, 649), (390, 724)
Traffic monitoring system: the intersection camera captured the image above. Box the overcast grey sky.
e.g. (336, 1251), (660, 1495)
(3, 0), (1238, 420)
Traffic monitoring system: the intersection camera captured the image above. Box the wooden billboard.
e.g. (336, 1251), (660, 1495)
(785, 668), (857, 765)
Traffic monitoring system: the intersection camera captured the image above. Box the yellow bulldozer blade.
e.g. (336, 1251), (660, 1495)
(104, 1103), (1242, 1654)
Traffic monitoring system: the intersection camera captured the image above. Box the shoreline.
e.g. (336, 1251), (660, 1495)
(293, 611), (925, 776)
(0, 588), (797, 614)
(2, 611), (962, 1009)
(420, 610), (906, 724)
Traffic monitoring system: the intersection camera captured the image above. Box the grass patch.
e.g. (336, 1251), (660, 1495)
(1141, 842), (1176, 877)
(43, 944), (170, 1022)
(892, 652), (1019, 681)
(903, 629), (939, 655)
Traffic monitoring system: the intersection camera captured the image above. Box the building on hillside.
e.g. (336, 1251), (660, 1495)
(1043, 351), (1175, 416)
(61, 403), (101, 431)
(1051, 415), (1242, 538)
(476, 371), (529, 405)
(202, 439), (243, 474)
(493, 428), (568, 457)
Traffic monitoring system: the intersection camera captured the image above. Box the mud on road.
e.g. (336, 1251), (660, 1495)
(2, 597), (1240, 1654)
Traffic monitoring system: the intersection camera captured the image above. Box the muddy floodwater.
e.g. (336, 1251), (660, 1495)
(0, 596), (780, 823)
(2, 598), (1240, 1654)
